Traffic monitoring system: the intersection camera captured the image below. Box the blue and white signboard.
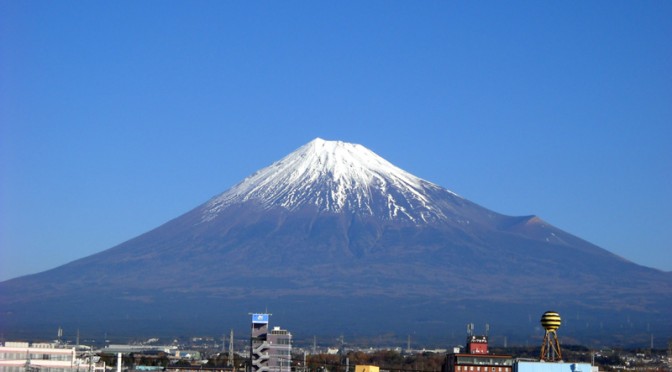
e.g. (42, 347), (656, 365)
(252, 313), (269, 324)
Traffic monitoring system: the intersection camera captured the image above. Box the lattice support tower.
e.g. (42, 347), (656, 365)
(540, 311), (563, 361)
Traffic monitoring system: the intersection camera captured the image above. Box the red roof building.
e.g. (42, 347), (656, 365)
(442, 335), (513, 372)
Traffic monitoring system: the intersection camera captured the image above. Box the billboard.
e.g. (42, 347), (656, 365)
(252, 313), (269, 324)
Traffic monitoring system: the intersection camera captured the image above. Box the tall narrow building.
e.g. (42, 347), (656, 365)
(250, 314), (270, 372)
(250, 314), (292, 372)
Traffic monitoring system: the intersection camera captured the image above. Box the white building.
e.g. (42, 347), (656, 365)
(0, 342), (105, 372)
(514, 361), (597, 372)
(267, 327), (292, 372)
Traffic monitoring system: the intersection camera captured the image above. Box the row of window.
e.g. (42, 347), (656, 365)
(0, 368), (74, 372)
(456, 366), (510, 372)
(455, 357), (513, 366)
(0, 353), (71, 361)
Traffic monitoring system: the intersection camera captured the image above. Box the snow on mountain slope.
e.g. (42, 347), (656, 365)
(202, 138), (461, 223)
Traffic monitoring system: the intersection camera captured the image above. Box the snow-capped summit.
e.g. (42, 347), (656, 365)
(202, 138), (461, 223)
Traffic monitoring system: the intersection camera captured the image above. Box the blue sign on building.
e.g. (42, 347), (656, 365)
(252, 313), (269, 324)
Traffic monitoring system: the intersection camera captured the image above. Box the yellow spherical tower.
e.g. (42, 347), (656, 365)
(540, 311), (562, 361)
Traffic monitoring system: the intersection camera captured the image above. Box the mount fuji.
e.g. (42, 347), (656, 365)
(1, 138), (670, 346)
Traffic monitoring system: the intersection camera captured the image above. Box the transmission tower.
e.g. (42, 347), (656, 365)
(228, 329), (235, 367)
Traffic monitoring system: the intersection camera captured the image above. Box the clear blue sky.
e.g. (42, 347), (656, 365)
(1, 1), (670, 281)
